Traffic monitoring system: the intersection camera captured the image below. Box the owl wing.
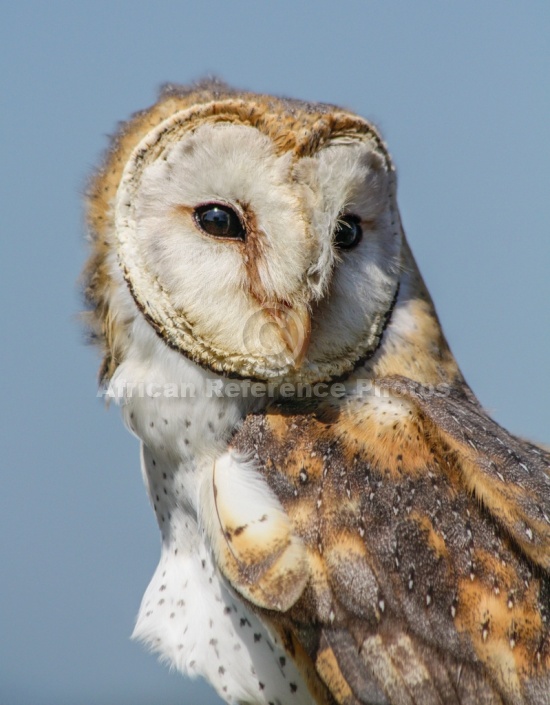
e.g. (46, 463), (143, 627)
(383, 376), (550, 569)
(224, 375), (550, 705)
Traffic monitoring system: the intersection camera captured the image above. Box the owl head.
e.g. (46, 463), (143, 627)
(85, 80), (454, 387)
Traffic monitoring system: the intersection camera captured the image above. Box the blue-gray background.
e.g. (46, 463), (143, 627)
(1, 3), (548, 704)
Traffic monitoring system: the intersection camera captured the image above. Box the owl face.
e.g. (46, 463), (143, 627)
(102, 94), (403, 383)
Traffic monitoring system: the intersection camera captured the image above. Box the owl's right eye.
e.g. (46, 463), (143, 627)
(194, 204), (245, 241)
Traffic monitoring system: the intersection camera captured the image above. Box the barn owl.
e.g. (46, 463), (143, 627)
(84, 80), (550, 705)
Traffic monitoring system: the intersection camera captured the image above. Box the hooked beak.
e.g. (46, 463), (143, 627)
(266, 303), (311, 368)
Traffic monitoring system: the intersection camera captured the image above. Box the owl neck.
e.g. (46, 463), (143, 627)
(107, 318), (259, 538)
(362, 242), (463, 387)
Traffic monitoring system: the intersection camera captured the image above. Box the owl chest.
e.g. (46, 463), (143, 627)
(126, 395), (313, 705)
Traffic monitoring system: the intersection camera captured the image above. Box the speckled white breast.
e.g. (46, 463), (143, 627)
(112, 337), (313, 705)
(133, 455), (310, 705)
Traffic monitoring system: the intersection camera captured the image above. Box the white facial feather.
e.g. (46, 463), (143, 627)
(114, 109), (401, 382)
(136, 123), (309, 303)
(295, 140), (401, 366)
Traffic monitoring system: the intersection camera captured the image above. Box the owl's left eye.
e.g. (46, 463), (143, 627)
(334, 215), (362, 250)
(194, 204), (245, 241)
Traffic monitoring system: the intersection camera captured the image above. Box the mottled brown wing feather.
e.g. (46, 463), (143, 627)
(318, 630), (388, 705)
(380, 376), (550, 570)
(230, 376), (550, 705)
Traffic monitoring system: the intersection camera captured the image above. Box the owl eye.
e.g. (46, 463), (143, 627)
(334, 215), (362, 249)
(194, 204), (245, 241)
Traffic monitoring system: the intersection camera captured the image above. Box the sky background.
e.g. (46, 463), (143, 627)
(1, 3), (548, 704)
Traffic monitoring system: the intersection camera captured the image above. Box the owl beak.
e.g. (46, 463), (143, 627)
(266, 303), (311, 368)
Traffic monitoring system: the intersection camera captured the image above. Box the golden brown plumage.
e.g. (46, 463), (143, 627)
(228, 376), (550, 704)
